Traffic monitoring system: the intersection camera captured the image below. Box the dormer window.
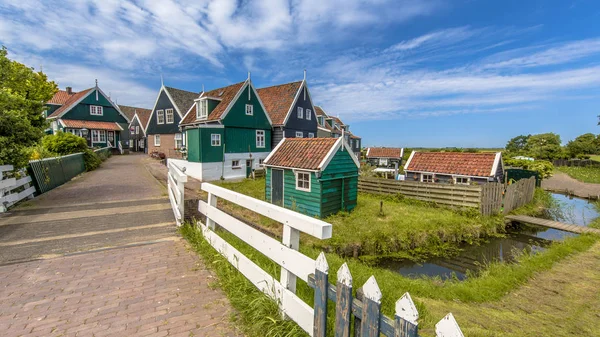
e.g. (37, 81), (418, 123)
(196, 100), (208, 119)
(245, 104), (253, 116)
(297, 107), (303, 119)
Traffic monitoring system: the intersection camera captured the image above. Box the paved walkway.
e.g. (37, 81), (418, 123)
(542, 172), (600, 199)
(0, 154), (239, 336)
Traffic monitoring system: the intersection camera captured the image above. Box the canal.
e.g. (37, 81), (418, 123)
(378, 193), (598, 280)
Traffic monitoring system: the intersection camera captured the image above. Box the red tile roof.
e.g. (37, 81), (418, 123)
(257, 81), (302, 126)
(405, 152), (500, 177)
(314, 106), (328, 117)
(264, 138), (339, 170)
(135, 109), (152, 130)
(47, 88), (94, 118)
(367, 147), (402, 159)
(179, 81), (245, 125)
(48, 89), (77, 105)
(61, 119), (123, 131)
(119, 105), (150, 121)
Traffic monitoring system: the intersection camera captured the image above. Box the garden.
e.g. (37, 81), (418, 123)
(181, 177), (600, 337)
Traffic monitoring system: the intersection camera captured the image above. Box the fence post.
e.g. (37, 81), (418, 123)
(335, 263), (353, 337)
(354, 288), (363, 337)
(313, 252), (329, 337)
(394, 293), (419, 337)
(206, 192), (217, 230)
(360, 276), (382, 337)
(280, 224), (300, 294)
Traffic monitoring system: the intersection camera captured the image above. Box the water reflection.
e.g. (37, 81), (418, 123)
(378, 193), (598, 281)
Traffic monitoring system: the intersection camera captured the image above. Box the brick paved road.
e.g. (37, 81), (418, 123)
(0, 241), (238, 337)
(0, 154), (240, 336)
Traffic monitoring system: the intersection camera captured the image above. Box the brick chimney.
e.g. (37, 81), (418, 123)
(66, 87), (73, 95)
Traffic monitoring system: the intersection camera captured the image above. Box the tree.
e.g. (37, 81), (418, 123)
(505, 135), (530, 154)
(526, 133), (564, 160)
(565, 133), (599, 158)
(0, 47), (57, 169)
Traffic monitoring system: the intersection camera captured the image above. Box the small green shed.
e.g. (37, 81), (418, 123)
(263, 137), (359, 218)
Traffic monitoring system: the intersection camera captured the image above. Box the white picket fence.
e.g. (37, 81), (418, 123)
(196, 182), (464, 337)
(198, 182), (332, 334)
(0, 165), (36, 213)
(168, 160), (187, 226)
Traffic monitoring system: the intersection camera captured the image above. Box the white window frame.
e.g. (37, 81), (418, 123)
(157, 110), (164, 124)
(211, 134), (221, 146)
(245, 104), (253, 116)
(174, 133), (183, 149)
(256, 130), (265, 148)
(90, 105), (103, 116)
(379, 158), (388, 166)
(197, 100), (208, 119)
(135, 126), (139, 135)
(297, 107), (303, 119)
(455, 177), (470, 185)
(295, 171), (311, 192)
(422, 173), (434, 183)
(259, 158), (264, 166)
(295, 131), (303, 138)
(232, 160), (241, 169)
(154, 134), (161, 146)
(306, 109), (312, 120)
(308, 133), (314, 138)
(166, 108), (174, 124)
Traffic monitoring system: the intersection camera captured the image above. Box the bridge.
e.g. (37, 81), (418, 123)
(506, 215), (600, 235)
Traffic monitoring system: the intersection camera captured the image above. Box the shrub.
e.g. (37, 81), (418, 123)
(41, 131), (87, 155)
(83, 149), (102, 171)
(504, 158), (554, 179)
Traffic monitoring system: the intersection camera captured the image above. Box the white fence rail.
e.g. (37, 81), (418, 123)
(0, 165), (35, 213)
(168, 160), (187, 226)
(197, 182), (332, 335)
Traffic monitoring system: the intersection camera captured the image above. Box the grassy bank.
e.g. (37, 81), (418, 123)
(213, 178), (552, 261)
(181, 223), (599, 337)
(555, 166), (600, 184)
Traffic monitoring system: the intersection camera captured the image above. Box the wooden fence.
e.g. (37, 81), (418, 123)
(359, 178), (482, 208)
(553, 159), (600, 167)
(502, 177), (536, 214)
(0, 165), (36, 213)
(359, 177), (536, 216)
(28, 153), (86, 194)
(167, 160), (187, 226)
(197, 182), (464, 337)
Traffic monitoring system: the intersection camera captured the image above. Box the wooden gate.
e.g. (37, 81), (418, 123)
(0, 165), (36, 213)
(167, 160), (187, 226)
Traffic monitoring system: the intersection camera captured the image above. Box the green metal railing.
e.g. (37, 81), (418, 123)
(28, 153), (86, 194)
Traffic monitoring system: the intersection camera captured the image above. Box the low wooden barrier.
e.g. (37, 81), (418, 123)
(553, 159), (600, 167)
(28, 153), (86, 194)
(0, 165), (36, 212)
(167, 160), (187, 226)
(197, 182), (464, 336)
(503, 177), (536, 214)
(358, 178), (482, 208)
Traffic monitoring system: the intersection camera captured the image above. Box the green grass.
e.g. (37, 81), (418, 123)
(212, 178), (552, 261)
(555, 166), (600, 184)
(588, 155), (600, 162)
(181, 223), (599, 337)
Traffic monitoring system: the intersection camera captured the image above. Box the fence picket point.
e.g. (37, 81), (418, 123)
(335, 263), (353, 337)
(435, 313), (464, 337)
(313, 252), (329, 337)
(395, 293), (418, 325)
(360, 276), (382, 337)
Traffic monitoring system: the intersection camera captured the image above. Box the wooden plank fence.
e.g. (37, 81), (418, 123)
(359, 177), (536, 216)
(197, 182), (464, 337)
(553, 159), (600, 168)
(358, 178), (481, 208)
(28, 152), (86, 194)
(0, 165), (36, 213)
(503, 177), (536, 214)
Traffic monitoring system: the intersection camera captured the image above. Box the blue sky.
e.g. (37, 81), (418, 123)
(1, 0), (599, 148)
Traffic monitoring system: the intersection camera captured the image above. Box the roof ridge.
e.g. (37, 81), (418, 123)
(257, 80), (303, 90)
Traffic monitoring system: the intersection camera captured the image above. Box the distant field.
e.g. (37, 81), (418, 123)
(555, 166), (600, 184)
(589, 155), (600, 161)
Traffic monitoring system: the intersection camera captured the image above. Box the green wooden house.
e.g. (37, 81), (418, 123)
(178, 77), (272, 181)
(263, 137), (359, 218)
(46, 83), (130, 151)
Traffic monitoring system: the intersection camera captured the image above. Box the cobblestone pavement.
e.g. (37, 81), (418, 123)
(0, 240), (239, 337)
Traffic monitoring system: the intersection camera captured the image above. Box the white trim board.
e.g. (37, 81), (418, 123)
(403, 151), (416, 171)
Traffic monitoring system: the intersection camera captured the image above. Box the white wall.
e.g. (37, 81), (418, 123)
(170, 151), (269, 182)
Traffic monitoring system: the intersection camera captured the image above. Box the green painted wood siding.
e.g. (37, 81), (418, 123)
(186, 128), (224, 163)
(222, 86), (271, 129)
(186, 129), (200, 162)
(265, 167), (322, 217)
(224, 128), (271, 153)
(320, 149), (359, 217)
(61, 90), (128, 123)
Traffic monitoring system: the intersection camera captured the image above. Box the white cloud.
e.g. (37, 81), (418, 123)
(389, 26), (474, 51)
